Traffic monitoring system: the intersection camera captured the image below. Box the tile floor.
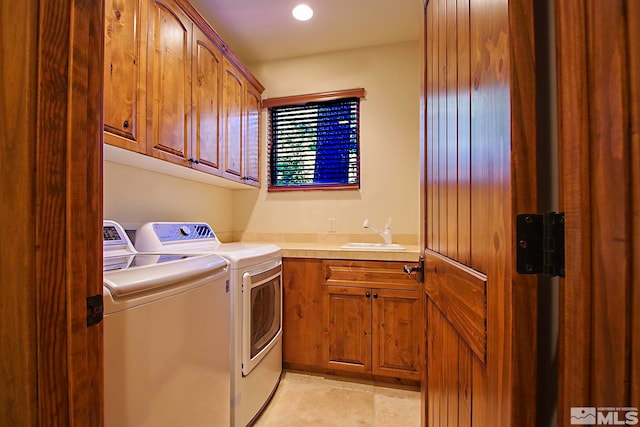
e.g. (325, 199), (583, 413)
(253, 371), (421, 427)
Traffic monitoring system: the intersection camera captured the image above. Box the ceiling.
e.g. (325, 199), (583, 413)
(187, 0), (423, 64)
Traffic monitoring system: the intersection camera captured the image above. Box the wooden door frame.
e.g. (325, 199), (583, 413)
(1, 0), (104, 424)
(556, 0), (639, 424)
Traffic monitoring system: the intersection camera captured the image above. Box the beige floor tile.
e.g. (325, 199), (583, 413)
(373, 393), (421, 427)
(253, 371), (420, 427)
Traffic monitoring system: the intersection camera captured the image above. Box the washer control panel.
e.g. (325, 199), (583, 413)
(153, 223), (215, 243)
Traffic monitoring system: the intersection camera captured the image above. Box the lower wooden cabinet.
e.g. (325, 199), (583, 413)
(283, 258), (423, 382)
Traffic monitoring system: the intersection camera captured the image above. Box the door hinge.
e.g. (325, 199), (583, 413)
(516, 212), (565, 277)
(86, 294), (104, 327)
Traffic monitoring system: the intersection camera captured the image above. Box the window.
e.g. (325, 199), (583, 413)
(264, 89), (365, 191)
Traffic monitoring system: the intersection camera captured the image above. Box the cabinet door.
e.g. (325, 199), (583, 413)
(222, 60), (244, 181)
(282, 258), (324, 368)
(243, 84), (261, 186)
(372, 288), (421, 380)
(147, 0), (191, 165)
(322, 286), (371, 374)
(191, 26), (222, 175)
(103, 0), (146, 152)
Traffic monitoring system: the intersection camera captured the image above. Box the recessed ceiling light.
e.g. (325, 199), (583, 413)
(292, 4), (313, 21)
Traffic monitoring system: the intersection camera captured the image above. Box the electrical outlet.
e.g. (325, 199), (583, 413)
(328, 218), (336, 232)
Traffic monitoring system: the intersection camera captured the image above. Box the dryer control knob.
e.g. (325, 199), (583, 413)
(179, 225), (192, 236)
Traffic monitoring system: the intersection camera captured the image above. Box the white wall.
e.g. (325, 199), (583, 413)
(103, 161), (234, 237)
(233, 41), (421, 239)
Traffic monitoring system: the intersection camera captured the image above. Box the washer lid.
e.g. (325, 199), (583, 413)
(214, 243), (281, 269)
(103, 253), (228, 297)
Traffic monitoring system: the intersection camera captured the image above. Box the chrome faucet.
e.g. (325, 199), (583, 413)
(363, 218), (393, 244)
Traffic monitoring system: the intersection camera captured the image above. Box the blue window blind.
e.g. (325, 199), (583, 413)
(268, 97), (360, 190)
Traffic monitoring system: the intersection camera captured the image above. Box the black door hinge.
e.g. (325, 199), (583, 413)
(516, 212), (565, 277)
(87, 294), (104, 327)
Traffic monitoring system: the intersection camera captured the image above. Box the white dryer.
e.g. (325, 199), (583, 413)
(135, 222), (282, 427)
(102, 220), (231, 427)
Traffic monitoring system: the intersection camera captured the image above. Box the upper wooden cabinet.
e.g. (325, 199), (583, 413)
(191, 25), (223, 175)
(221, 58), (262, 186)
(102, 0), (263, 187)
(147, 0), (192, 166)
(103, 0), (147, 153)
(222, 58), (244, 181)
(243, 85), (261, 186)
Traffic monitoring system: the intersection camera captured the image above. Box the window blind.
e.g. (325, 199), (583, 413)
(268, 97), (360, 190)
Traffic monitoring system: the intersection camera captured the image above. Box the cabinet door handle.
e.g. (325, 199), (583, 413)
(122, 120), (129, 129)
(365, 292), (370, 298)
(373, 293), (378, 299)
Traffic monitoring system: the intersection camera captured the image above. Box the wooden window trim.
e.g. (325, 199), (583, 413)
(263, 88), (365, 108)
(268, 183), (360, 193)
(267, 89), (363, 192)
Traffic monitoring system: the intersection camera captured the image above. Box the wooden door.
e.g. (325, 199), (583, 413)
(1, 0), (103, 424)
(222, 59), (244, 181)
(147, 0), (192, 165)
(372, 288), (421, 381)
(422, 0), (539, 425)
(556, 0), (640, 424)
(191, 25), (222, 175)
(103, 0), (147, 152)
(243, 84), (261, 186)
(322, 286), (372, 374)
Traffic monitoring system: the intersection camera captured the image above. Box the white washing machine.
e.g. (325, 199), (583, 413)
(102, 220), (231, 427)
(135, 222), (282, 427)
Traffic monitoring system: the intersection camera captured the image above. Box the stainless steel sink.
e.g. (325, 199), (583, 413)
(340, 243), (406, 251)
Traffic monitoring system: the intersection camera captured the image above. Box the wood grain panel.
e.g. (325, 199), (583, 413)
(628, 0), (640, 407)
(66, 0), (104, 424)
(423, 0), (538, 424)
(426, 1), (434, 250)
(458, 343), (472, 427)
(282, 258), (324, 368)
(508, 0), (539, 423)
(322, 286), (372, 373)
(35, 0), (104, 424)
(426, 300), (441, 427)
(426, 299), (475, 427)
(444, 302), (460, 425)
(324, 260), (417, 289)
(36, 2), (73, 423)
(472, 357), (488, 427)
(0, 0), (38, 423)
(192, 27), (222, 174)
(243, 85), (261, 185)
(424, 250), (487, 362)
(457, 0), (472, 266)
(557, 0), (639, 419)
(148, 0), (191, 164)
(555, 0), (592, 420)
(222, 59), (244, 179)
(372, 289), (421, 380)
(431, 0), (441, 253)
(104, 0), (146, 150)
(446, 0), (459, 260)
(587, 0), (630, 405)
(437, 0), (447, 255)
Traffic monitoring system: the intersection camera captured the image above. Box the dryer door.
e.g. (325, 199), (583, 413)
(242, 264), (282, 376)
